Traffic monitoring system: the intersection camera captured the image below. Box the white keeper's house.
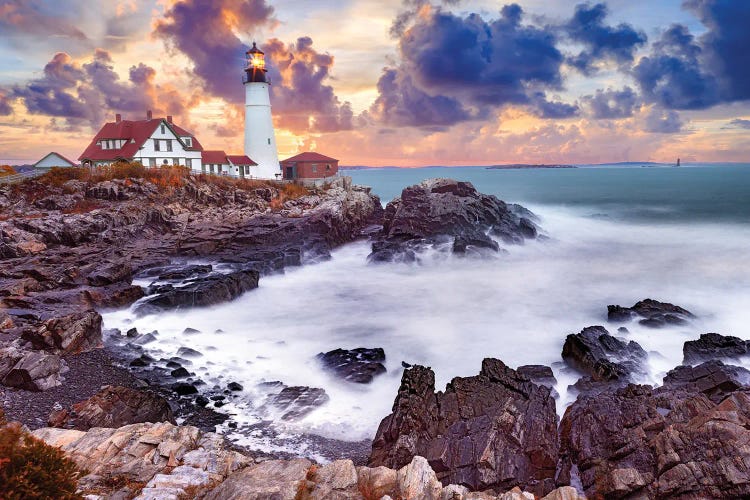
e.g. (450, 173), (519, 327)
(79, 111), (204, 169)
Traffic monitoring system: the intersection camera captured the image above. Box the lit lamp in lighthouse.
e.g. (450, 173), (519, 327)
(243, 42), (280, 179)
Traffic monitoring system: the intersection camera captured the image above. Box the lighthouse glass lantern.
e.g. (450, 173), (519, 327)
(245, 42), (267, 83)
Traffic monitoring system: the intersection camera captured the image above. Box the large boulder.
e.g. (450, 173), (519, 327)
(683, 332), (750, 364)
(24, 310), (102, 354)
(607, 299), (694, 328)
(317, 347), (387, 384)
(48, 385), (175, 430)
(561, 325), (647, 382)
(0, 346), (67, 391)
(662, 360), (750, 403)
(135, 269), (259, 314)
(368, 179), (538, 262)
(370, 359), (559, 495)
(559, 383), (750, 499)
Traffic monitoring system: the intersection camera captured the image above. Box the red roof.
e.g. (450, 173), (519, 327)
(227, 155), (256, 166)
(282, 151), (338, 163)
(79, 118), (202, 161)
(202, 150), (228, 164)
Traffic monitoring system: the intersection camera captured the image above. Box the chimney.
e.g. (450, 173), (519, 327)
(115, 113), (122, 123)
(167, 115), (173, 124)
(146, 110), (153, 120)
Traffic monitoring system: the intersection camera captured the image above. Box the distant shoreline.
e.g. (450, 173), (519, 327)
(485, 164), (576, 169)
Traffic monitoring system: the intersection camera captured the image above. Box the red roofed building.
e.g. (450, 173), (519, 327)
(280, 152), (339, 180)
(201, 151), (257, 177)
(79, 111), (204, 170)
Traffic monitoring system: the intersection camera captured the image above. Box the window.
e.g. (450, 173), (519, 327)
(163, 159), (168, 165)
(173, 158), (179, 165)
(166, 140), (173, 152)
(154, 139), (161, 151)
(101, 141), (108, 150)
(201, 164), (206, 173)
(245, 166), (250, 175)
(312, 164), (318, 173)
(186, 158), (192, 168)
(184, 138), (192, 147)
(160, 124), (165, 134)
(326, 164), (331, 170)
(149, 158), (156, 167)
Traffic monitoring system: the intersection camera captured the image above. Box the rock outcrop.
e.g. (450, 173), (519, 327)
(47, 385), (175, 430)
(368, 179), (539, 262)
(0, 344), (67, 391)
(682, 332), (750, 364)
(559, 359), (750, 499)
(370, 359), (559, 495)
(32, 421), (583, 500)
(317, 347), (387, 383)
(561, 325), (647, 383)
(607, 299), (694, 328)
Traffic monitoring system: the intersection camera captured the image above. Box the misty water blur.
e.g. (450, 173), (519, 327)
(102, 163), (750, 456)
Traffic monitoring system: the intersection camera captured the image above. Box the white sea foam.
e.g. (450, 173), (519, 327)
(102, 204), (750, 453)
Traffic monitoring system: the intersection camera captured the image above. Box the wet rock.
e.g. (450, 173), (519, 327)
(173, 383), (199, 396)
(132, 332), (157, 345)
(370, 359), (559, 494)
(147, 264), (213, 281)
(171, 367), (190, 378)
(268, 386), (330, 421)
(47, 385), (175, 430)
(683, 332), (750, 364)
(559, 383), (750, 498)
(561, 325), (647, 382)
(368, 179), (539, 262)
(517, 365), (557, 389)
(24, 310), (102, 354)
(85, 261), (132, 286)
(195, 395), (209, 407)
(662, 360), (750, 403)
(126, 327), (139, 338)
(182, 327), (201, 335)
(317, 347), (387, 384)
(135, 269), (260, 314)
(177, 347), (203, 358)
(0, 346), (67, 391)
(607, 298), (694, 328)
(227, 381), (243, 391)
(130, 354), (154, 367)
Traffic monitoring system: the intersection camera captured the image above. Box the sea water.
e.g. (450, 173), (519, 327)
(102, 163), (750, 457)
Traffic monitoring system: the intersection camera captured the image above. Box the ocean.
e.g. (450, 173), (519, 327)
(102, 162), (750, 459)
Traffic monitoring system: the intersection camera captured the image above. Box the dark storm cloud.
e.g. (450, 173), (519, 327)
(263, 37), (354, 133)
(372, 3), (577, 127)
(565, 3), (647, 74)
(154, 0), (274, 105)
(644, 107), (684, 133)
(0, 90), (13, 116)
(633, 24), (719, 110)
(10, 51), (159, 126)
(684, 0), (750, 102)
(582, 87), (639, 119)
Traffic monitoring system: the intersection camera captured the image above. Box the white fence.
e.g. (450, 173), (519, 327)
(0, 170), (44, 185)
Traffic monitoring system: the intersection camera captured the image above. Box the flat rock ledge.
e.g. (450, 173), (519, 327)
(33, 421), (583, 500)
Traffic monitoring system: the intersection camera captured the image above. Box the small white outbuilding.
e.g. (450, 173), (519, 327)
(33, 152), (78, 169)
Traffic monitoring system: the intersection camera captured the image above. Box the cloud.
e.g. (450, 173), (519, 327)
(0, 90), (12, 116)
(565, 3), (647, 74)
(582, 87), (639, 119)
(727, 118), (750, 129)
(263, 37), (354, 133)
(643, 107), (684, 133)
(154, 0), (275, 105)
(685, 0), (750, 102)
(9, 50), (179, 127)
(370, 2), (576, 127)
(0, 0), (88, 44)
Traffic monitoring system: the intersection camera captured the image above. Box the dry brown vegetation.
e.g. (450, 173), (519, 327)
(0, 165), (16, 177)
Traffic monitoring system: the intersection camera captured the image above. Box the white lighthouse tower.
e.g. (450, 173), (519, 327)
(244, 42), (280, 179)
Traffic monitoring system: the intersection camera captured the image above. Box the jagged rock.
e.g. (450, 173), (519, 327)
(0, 346), (67, 391)
(357, 465), (399, 499)
(370, 359), (558, 494)
(24, 310), (102, 354)
(135, 269), (260, 314)
(317, 347), (387, 383)
(398, 456), (444, 500)
(267, 386), (330, 421)
(662, 360), (750, 403)
(517, 365), (557, 389)
(85, 261), (132, 286)
(368, 179), (539, 262)
(307, 459), (360, 498)
(205, 458), (313, 500)
(559, 383), (750, 498)
(607, 299), (694, 328)
(683, 332), (750, 364)
(143, 264), (213, 281)
(562, 325), (647, 382)
(47, 385), (175, 430)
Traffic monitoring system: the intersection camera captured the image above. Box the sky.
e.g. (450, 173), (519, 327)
(0, 0), (748, 166)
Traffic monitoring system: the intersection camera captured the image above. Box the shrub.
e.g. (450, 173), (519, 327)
(0, 411), (84, 499)
(37, 167), (89, 186)
(0, 165), (16, 177)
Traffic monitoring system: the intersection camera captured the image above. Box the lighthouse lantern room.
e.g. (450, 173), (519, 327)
(243, 42), (280, 179)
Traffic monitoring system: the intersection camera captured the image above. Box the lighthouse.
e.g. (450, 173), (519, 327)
(244, 42), (280, 179)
